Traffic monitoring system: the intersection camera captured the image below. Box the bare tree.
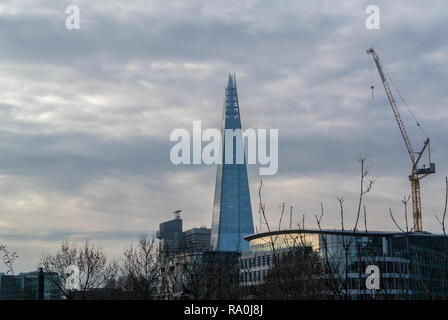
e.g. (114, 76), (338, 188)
(259, 247), (324, 299)
(388, 177), (448, 300)
(0, 245), (22, 299)
(40, 240), (117, 300)
(255, 181), (328, 299)
(159, 248), (241, 300)
(435, 177), (448, 298)
(119, 234), (165, 300)
(308, 155), (376, 299)
(251, 156), (377, 300)
(0, 245), (18, 275)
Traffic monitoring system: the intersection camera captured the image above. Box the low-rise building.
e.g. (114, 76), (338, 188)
(240, 229), (448, 299)
(0, 271), (62, 300)
(153, 250), (239, 300)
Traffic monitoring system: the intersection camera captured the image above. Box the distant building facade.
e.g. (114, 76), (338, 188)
(183, 227), (211, 252)
(156, 215), (184, 254)
(153, 250), (240, 300)
(211, 74), (254, 252)
(240, 229), (448, 299)
(156, 214), (211, 254)
(0, 271), (62, 300)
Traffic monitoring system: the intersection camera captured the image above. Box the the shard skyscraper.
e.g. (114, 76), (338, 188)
(210, 74), (254, 252)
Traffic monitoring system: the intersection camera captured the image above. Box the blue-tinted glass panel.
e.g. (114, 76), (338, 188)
(211, 74), (254, 252)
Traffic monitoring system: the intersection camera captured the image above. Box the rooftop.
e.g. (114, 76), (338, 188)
(243, 228), (443, 241)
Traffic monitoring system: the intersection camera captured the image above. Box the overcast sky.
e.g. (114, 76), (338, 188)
(0, 0), (447, 272)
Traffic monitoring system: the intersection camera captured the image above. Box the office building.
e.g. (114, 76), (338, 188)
(240, 229), (448, 299)
(183, 226), (211, 252)
(156, 214), (183, 254)
(0, 271), (62, 300)
(211, 74), (254, 252)
(156, 213), (211, 254)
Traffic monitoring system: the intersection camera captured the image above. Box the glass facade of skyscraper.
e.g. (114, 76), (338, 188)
(211, 74), (254, 252)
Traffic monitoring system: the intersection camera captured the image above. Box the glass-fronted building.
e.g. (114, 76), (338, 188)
(241, 229), (448, 299)
(156, 216), (184, 254)
(157, 215), (211, 254)
(0, 271), (62, 300)
(211, 74), (254, 252)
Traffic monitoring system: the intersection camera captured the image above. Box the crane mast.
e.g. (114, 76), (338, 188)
(367, 47), (435, 232)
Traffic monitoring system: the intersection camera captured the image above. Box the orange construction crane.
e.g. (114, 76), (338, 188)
(367, 47), (435, 232)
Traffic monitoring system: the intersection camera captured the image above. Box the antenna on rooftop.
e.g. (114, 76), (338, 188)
(173, 209), (182, 219)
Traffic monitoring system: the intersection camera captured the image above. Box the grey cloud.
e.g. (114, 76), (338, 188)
(0, 0), (447, 272)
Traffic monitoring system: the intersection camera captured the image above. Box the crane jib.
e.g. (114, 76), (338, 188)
(368, 49), (415, 163)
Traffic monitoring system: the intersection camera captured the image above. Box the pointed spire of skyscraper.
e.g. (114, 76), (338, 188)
(227, 73), (235, 89)
(210, 73), (254, 252)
